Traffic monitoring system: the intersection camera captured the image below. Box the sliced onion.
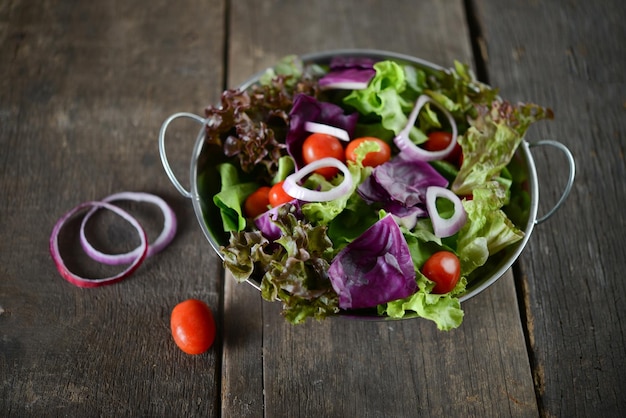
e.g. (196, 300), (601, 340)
(283, 157), (353, 202)
(394, 95), (458, 161)
(305, 121), (350, 142)
(50, 201), (149, 288)
(319, 80), (370, 91)
(425, 186), (467, 238)
(79, 192), (177, 265)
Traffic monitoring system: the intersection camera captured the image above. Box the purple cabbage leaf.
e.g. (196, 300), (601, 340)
(327, 214), (417, 309)
(319, 56), (377, 90)
(357, 153), (448, 218)
(286, 94), (359, 169)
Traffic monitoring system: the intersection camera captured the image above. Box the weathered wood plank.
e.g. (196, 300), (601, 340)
(7, 0), (621, 416)
(224, 1), (538, 416)
(0, 0), (226, 416)
(475, 0), (626, 416)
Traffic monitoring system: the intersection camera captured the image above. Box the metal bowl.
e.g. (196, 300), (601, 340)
(159, 49), (575, 317)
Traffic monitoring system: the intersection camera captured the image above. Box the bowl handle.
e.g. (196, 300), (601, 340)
(158, 112), (205, 199)
(528, 140), (576, 224)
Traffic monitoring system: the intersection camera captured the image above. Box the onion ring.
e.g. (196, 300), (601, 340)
(394, 94), (459, 161)
(305, 121), (350, 142)
(319, 80), (370, 91)
(425, 186), (467, 238)
(79, 192), (177, 265)
(50, 201), (149, 288)
(283, 157), (353, 202)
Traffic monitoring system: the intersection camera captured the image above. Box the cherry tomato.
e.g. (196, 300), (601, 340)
(268, 181), (293, 207)
(424, 131), (462, 166)
(301, 133), (345, 179)
(170, 299), (216, 355)
(421, 251), (461, 294)
(345, 137), (392, 167)
(244, 186), (271, 218)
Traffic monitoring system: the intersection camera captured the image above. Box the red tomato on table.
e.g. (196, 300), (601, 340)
(170, 299), (216, 355)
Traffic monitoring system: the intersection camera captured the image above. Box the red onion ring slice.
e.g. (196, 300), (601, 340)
(319, 81), (370, 91)
(425, 186), (467, 238)
(394, 94), (458, 161)
(50, 201), (148, 288)
(79, 192), (177, 265)
(305, 121), (350, 142)
(283, 157), (353, 202)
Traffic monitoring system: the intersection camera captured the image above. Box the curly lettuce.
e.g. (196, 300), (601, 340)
(452, 100), (554, 195)
(203, 56), (321, 183)
(220, 203), (339, 324)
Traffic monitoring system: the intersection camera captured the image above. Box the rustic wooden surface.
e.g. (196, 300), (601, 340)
(475, 0), (626, 416)
(1, 0), (623, 417)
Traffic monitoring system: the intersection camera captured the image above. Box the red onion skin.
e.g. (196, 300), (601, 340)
(394, 95), (459, 162)
(79, 192), (177, 265)
(50, 201), (148, 288)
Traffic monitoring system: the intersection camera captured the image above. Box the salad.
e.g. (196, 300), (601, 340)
(201, 53), (552, 330)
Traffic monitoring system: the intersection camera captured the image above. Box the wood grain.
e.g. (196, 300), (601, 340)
(476, 0), (626, 415)
(1, 0), (226, 416)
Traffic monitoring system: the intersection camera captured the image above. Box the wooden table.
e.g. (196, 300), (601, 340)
(2, 0), (624, 416)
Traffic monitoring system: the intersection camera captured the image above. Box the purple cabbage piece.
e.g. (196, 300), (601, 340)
(318, 68), (377, 89)
(358, 153), (448, 217)
(254, 200), (301, 241)
(328, 214), (417, 309)
(319, 56), (377, 90)
(286, 94), (359, 169)
(329, 56), (377, 70)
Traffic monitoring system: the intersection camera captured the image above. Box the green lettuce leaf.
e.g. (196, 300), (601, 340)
(380, 270), (466, 331)
(456, 182), (524, 275)
(213, 163), (258, 232)
(424, 61), (498, 120)
(325, 195), (380, 255)
(271, 155), (296, 184)
(343, 60), (426, 142)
